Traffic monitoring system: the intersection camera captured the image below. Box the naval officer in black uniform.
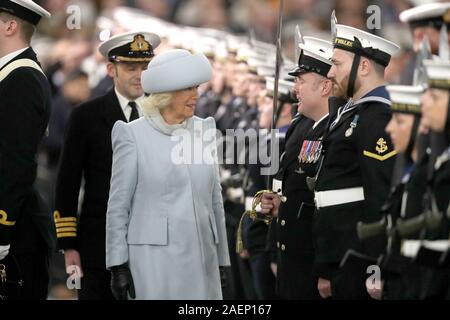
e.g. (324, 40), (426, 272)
(313, 23), (399, 299)
(0, 0), (54, 299)
(53, 31), (160, 300)
(261, 37), (334, 299)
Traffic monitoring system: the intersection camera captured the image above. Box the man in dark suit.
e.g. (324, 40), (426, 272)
(0, 0), (54, 299)
(53, 31), (160, 300)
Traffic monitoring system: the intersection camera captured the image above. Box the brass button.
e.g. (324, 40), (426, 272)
(281, 244), (286, 251)
(281, 220), (286, 226)
(277, 242), (280, 248)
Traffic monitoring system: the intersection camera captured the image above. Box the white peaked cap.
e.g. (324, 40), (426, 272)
(299, 37), (333, 65)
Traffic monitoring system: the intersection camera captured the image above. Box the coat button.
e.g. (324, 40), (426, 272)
(281, 244), (286, 251)
(281, 220), (286, 226)
(277, 242), (280, 248)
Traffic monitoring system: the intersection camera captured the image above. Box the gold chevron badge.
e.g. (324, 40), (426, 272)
(363, 137), (397, 161)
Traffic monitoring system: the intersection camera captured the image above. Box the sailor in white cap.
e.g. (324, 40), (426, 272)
(311, 16), (400, 299)
(53, 31), (160, 300)
(417, 45), (450, 300)
(399, 2), (450, 53)
(378, 84), (427, 301)
(106, 49), (230, 300)
(386, 85), (424, 156)
(0, 0), (52, 299)
(421, 58), (450, 134)
(261, 35), (334, 300)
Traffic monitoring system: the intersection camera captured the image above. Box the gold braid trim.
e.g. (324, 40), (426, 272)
(236, 190), (287, 254)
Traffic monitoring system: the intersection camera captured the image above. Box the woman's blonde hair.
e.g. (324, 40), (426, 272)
(142, 92), (174, 116)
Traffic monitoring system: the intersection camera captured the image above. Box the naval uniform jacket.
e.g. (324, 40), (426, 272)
(0, 48), (55, 254)
(313, 87), (396, 278)
(54, 88), (127, 268)
(271, 115), (322, 298)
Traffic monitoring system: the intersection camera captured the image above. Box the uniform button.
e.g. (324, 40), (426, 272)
(277, 242), (280, 248)
(281, 244), (286, 251)
(281, 220), (286, 226)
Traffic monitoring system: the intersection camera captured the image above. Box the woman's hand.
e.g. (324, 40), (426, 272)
(110, 264), (136, 300)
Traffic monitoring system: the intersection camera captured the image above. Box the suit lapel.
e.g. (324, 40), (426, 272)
(102, 88), (127, 128)
(285, 115), (304, 142)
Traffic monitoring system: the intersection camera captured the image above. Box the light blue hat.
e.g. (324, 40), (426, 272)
(141, 49), (212, 94)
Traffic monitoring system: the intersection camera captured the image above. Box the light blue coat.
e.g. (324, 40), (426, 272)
(106, 115), (230, 300)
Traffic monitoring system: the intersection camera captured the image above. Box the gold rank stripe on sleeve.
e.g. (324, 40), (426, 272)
(54, 211), (77, 238)
(0, 210), (16, 226)
(363, 150), (397, 161)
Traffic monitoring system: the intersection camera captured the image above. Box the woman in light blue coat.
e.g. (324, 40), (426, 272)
(106, 49), (230, 300)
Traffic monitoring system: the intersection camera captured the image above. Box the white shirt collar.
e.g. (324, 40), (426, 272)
(313, 113), (329, 130)
(0, 47), (29, 70)
(114, 87), (144, 118)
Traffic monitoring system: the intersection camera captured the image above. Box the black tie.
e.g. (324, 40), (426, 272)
(128, 101), (139, 122)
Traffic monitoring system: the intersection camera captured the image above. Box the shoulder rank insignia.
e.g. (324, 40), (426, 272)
(363, 137), (397, 161)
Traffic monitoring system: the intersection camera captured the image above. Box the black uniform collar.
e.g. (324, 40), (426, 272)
(0, 47), (39, 72)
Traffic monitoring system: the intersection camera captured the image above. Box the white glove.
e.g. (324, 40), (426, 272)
(0, 245), (10, 260)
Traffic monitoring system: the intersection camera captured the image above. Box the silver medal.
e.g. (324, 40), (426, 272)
(345, 127), (353, 137)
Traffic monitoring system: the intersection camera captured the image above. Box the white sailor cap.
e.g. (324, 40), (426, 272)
(423, 57), (450, 90)
(214, 42), (228, 62)
(399, 2), (450, 29)
(265, 77), (295, 103)
(333, 24), (400, 67)
(289, 37), (333, 77)
(98, 31), (161, 63)
(247, 58), (272, 75)
(386, 85), (424, 115)
(192, 43), (216, 60)
(236, 45), (260, 63)
(141, 49), (212, 94)
(257, 65), (275, 78)
(0, 0), (50, 25)
(226, 35), (241, 54)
